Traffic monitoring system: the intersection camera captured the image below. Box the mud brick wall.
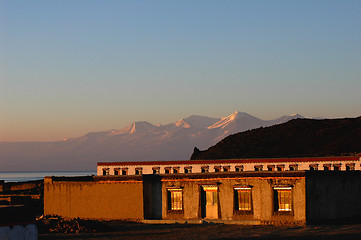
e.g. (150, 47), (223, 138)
(44, 177), (143, 220)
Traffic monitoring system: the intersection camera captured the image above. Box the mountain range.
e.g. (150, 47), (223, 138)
(0, 111), (303, 171)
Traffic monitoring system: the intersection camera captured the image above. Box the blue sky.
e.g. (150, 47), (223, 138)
(1, 0), (360, 141)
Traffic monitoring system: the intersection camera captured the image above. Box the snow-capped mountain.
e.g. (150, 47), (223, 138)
(208, 112), (304, 132)
(0, 112), (303, 171)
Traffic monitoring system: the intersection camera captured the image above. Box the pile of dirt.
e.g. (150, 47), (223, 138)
(37, 217), (114, 234)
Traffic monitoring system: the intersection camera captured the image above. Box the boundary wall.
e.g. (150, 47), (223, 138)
(44, 176), (144, 220)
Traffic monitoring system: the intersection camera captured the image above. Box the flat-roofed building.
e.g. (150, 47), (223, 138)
(44, 170), (361, 225)
(97, 156), (361, 176)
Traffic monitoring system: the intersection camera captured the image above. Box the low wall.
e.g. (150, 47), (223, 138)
(44, 176), (144, 220)
(10, 181), (42, 192)
(0, 224), (38, 240)
(0, 224), (37, 240)
(1, 180), (43, 195)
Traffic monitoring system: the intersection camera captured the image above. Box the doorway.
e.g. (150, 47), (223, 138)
(201, 185), (218, 219)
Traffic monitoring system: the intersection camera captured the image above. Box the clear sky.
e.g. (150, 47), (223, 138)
(1, 0), (360, 142)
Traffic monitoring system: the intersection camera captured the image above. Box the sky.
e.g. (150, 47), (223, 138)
(1, 0), (360, 142)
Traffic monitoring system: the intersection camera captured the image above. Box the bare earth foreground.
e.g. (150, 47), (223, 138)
(39, 223), (361, 240)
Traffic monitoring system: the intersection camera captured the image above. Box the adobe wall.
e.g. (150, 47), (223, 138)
(306, 171), (361, 224)
(9, 181), (43, 192)
(44, 176), (144, 220)
(0, 180), (43, 194)
(161, 172), (306, 224)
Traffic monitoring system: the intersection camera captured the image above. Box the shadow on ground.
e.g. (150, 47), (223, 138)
(38, 223), (361, 240)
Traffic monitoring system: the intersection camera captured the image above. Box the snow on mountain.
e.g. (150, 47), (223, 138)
(108, 121), (157, 135)
(208, 111), (264, 130)
(0, 112), (304, 171)
(175, 119), (191, 128)
(207, 111), (265, 143)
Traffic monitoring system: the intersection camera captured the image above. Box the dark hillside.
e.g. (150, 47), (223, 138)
(191, 117), (361, 160)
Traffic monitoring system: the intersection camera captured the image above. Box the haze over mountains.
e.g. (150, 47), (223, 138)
(0, 111), (303, 171)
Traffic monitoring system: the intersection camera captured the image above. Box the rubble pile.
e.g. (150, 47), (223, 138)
(38, 216), (111, 233)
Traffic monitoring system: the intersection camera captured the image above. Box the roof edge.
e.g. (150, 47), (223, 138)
(97, 156), (360, 166)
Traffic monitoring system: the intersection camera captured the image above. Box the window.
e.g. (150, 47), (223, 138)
(323, 164), (331, 171)
(173, 167), (180, 174)
(267, 165), (275, 171)
(223, 166), (230, 172)
(254, 165), (263, 171)
(114, 168), (120, 175)
(201, 166), (209, 173)
(165, 167), (171, 174)
(184, 167), (192, 174)
(234, 187), (252, 211)
(235, 166), (243, 172)
(135, 168), (143, 175)
(309, 164), (318, 170)
(214, 166), (221, 172)
(276, 165), (285, 171)
(121, 168), (128, 175)
(274, 187), (292, 212)
(333, 164), (341, 171)
(289, 165), (298, 171)
(346, 163), (355, 171)
(167, 188), (183, 210)
(152, 167), (160, 174)
(102, 168), (110, 176)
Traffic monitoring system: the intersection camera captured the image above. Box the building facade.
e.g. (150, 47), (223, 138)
(44, 170), (361, 225)
(97, 156), (361, 176)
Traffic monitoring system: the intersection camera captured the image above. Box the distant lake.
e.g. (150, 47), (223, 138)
(0, 171), (96, 182)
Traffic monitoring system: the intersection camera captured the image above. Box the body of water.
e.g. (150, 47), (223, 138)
(0, 171), (96, 182)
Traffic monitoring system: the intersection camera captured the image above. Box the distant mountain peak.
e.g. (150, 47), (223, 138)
(233, 111), (255, 118)
(114, 121), (156, 134)
(175, 119), (191, 128)
(129, 121), (156, 133)
(291, 113), (304, 118)
(228, 111), (240, 120)
(208, 111), (260, 130)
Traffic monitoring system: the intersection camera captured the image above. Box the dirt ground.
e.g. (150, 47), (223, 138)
(38, 223), (361, 240)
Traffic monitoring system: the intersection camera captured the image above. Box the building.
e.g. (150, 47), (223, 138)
(0, 205), (38, 240)
(44, 169), (361, 225)
(97, 156), (361, 176)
